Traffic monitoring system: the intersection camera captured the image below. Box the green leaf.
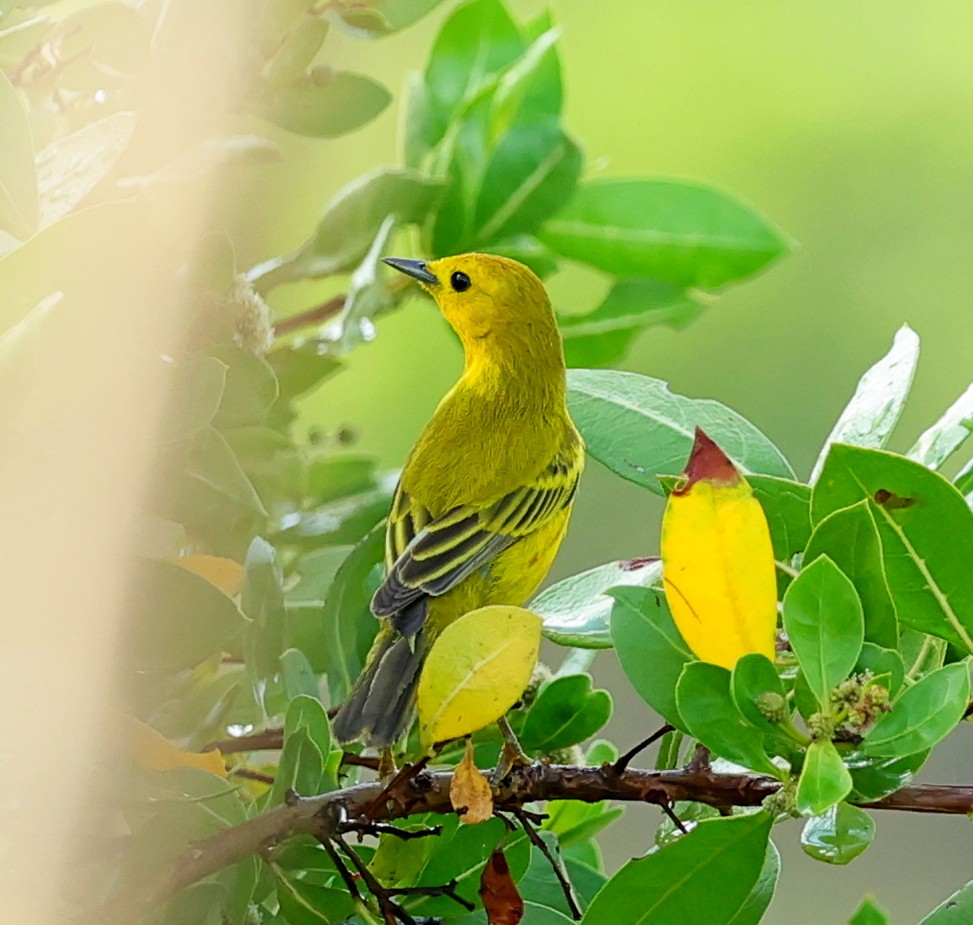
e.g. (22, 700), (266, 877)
(534, 557), (661, 648)
(804, 502), (897, 648)
(318, 523), (385, 703)
(676, 663), (781, 777)
(918, 879), (973, 924)
(280, 648), (319, 700)
(727, 840), (781, 925)
(801, 802), (875, 864)
(810, 325), (920, 483)
(249, 169), (443, 290)
(252, 69), (390, 138)
(864, 661), (970, 757)
(158, 355), (228, 442)
(543, 799), (624, 848)
(211, 345), (279, 429)
(540, 179), (789, 288)
(35, 111), (136, 228)
(267, 343), (341, 402)
(270, 694), (332, 804)
(473, 121), (582, 244)
(813, 445), (973, 653)
(560, 279), (702, 369)
(0, 68), (37, 239)
(225, 426), (304, 506)
(568, 369), (794, 494)
(370, 0), (449, 33)
(581, 813), (773, 925)
(276, 874), (355, 925)
(855, 643), (905, 697)
(610, 585), (692, 729)
(520, 674), (612, 754)
(908, 382), (973, 470)
(490, 234), (559, 278)
(848, 749), (929, 802)
(519, 833), (606, 917)
(748, 475), (812, 561)
(795, 740), (853, 816)
(782, 556), (864, 706)
(286, 546), (353, 607)
(731, 653), (790, 738)
(242, 537), (287, 684)
(422, 0), (524, 146)
(125, 559), (245, 671)
(849, 897), (891, 925)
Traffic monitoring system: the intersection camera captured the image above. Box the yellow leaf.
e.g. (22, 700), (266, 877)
(661, 427), (777, 669)
(124, 715), (228, 778)
(417, 605), (542, 749)
(174, 554), (244, 597)
(450, 740), (494, 824)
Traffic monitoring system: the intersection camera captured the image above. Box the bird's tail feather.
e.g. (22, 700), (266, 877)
(332, 632), (424, 748)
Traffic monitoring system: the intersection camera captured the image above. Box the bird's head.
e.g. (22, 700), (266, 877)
(383, 253), (561, 370)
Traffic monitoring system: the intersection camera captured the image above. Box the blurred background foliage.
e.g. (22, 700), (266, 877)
(3, 0), (972, 922)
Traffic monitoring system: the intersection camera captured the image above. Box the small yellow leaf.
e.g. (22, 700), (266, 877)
(124, 715), (228, 778)
(417, 605), (542, 749)
(450, 740), (494, 824)
(174, 554), (244, 597)
(661, 427), (777, 669)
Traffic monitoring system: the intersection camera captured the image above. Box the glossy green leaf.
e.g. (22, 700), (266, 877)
(568, 369), (794, 494)
(543, 798), (624, 848)
(676, 662), (781, 777)
(848, 749), (929, 802)
(280, 648), (319, 700)
(520, 674), (612, 754)
(286, 546), (353, 606)
(954, 456), (973, 498)
(748, 475), (812, 561)
(540, 179), (789, 288)
(0, 69), (37, 239)
(276, 875), (355, 925)
(918, 879), (973, 924)
(796, 739), (853, 816)
(534, 557), (661, 648)
(849, 897), (891, 925)
(518, 833), (605, 918)
(804, 502), (897, 648)
(727, 840), (781, 925)
(35, 111), (136, 228)
(581, 813), (773, 925)
(489, 234), (559, 278)
(813, 445), (973, 653)
(782, 556), (864, 706)
(473, 121), (582, 244)
(855, 643), (905, 697)
(810, 326), (920, 483)
(864, 662), (970, 757)
(560, 278), (702, 369)
(801, 802), (875, 864)
(610, 585), (692, 729)
(125, 559), (245, 671)
(370, 0), (449, 33)
(318, 523), (385, 703)
(410, 820), (529, 914)
(731, 653), (790, 737)
(908, 382), (973, 470)
(249, 169), (443, 290)
(253, 69), (390, 138)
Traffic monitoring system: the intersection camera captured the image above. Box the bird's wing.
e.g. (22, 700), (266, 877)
(373, 450), (581, 635)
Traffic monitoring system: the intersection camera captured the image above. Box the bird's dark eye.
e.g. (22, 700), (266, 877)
(450, 271), (471, 292)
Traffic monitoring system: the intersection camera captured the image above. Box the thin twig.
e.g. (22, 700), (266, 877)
(511, 807), (582, 920)
(334, 832), (416, 925)
(658, 799), (688, 834)
(274, 295), (346, 337)
(612, 725), (675, 775)
(231, 767), (275, 785)
(364, 757), (430, 820)
(339, 820), (443, 840)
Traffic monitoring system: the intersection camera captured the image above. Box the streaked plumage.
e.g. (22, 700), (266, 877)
(333, 253), (584, 747)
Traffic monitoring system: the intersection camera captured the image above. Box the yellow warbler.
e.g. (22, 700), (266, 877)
(333, 253), (584, 747)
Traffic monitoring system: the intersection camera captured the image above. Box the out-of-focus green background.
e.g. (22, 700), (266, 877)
(228, 2), (973, 920)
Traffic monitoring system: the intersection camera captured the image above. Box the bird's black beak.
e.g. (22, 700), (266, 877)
(382, 256), (439, 285)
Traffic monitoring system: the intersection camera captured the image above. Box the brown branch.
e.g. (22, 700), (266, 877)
(206, 728), (282, 754)
(511, 807), (582, 920)
(93, 763), (973, 924)
(274, 295), (346, 337)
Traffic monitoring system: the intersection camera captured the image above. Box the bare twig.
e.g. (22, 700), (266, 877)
(612, 724), (674, 775)
(511, 807), (582, 920)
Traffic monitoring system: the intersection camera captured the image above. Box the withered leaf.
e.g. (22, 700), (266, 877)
(449, 739), (494, 825)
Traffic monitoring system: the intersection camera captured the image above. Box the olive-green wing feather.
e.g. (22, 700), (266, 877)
(372, 452), (580, 635)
